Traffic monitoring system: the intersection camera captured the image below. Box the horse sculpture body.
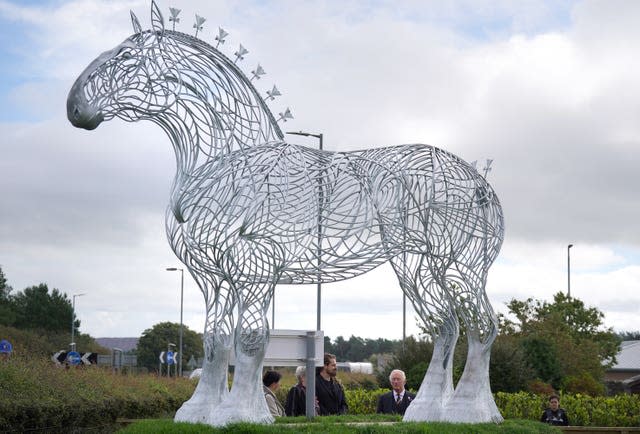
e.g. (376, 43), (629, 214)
(67, 2), (505, 426)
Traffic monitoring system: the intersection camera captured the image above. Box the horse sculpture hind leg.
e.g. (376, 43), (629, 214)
(443, 261), (503, 422)
(440, 184), (504, 423)
(382, 145), (504, 423)
(390, 253), (459, 421)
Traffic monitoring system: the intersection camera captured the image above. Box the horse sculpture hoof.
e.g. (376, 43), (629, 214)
(403, 398), (446, 422)
(207, 400), (274, 427)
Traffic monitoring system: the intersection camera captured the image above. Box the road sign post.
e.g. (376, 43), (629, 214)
(167, 350), (174, 377)
(66, 350), (81, 366)
(159, 351), (165, 376)
(0, 339), (13, 360)
(227, 329), (324, 418)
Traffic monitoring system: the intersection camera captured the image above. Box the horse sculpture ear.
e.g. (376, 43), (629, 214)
(130, 10), (142, 35)
(150, 0), (165, 39)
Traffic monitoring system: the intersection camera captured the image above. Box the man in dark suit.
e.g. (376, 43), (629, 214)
(376, 369), (415, 415)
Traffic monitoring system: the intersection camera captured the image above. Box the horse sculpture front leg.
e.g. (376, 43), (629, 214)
(174, 276), (234, 423)
(209, 236), (283, 426)
(209, 284), (274, 425)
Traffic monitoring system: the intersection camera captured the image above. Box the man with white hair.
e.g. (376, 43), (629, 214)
(376, 369), (415, 415)
(285, 365), (318, 416)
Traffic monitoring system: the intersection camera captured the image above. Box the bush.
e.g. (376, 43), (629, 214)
(562, 372), (606, 396)
(3, 353), (639, 431)
(495, 391), (640, 427)
(526, 379), (555, 396)
(345, 389), (386, 414)
(0, 354), (195, 431)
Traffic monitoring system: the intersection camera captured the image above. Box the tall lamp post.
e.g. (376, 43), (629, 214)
(286, 130), (323, 331)
(71, 293), (86, 351)
(567, 244), (573, 298)
(166, 267), (184, 377)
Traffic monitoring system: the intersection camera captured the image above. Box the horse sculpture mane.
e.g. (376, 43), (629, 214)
(67, 1), (505, 427)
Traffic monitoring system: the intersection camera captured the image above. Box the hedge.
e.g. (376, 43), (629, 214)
(495, 391), (640, 427)
(0, 356), (194, 432)
(344, 389), (640, 426)
(2, 356), (639, 431)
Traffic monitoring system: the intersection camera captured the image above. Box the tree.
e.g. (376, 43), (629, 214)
(0, 267), (16, 326)
(502, 292), (620, 394)
(489, 334), (535, 393)
(381, 336), (434, 390)
(136, 322), (203, 373)
(0, 266), (11, 298)
(616, 330), (640, 341)
(11, 283), (76, 333)
(325, 335), (401, 362)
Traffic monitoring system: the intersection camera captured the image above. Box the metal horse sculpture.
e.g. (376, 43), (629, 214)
(67, 2), (504, 426)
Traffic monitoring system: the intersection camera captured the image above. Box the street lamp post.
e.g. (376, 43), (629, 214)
(286, 131), (324, 331)
(567, 244), (573, 298)
(166, 267), (184, 377)
(71, 293), (86, 351)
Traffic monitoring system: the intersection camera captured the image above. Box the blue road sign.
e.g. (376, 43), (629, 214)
(67, 351), (81, 365)
(166, 350), (175, 365)
(0, 339), (12, 354)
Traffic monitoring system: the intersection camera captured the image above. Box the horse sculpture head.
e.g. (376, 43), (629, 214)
(67, 3), (180, 130)
(68, 0), (282, 154)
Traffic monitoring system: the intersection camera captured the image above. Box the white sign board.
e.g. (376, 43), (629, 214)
(229, 329), (324, 367)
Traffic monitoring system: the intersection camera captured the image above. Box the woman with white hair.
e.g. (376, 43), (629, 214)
(285, 365), (316, 416)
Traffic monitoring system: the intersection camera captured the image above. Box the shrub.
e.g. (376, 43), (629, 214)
(0, 354), (195, 431)
(562, 372), (606, 396)
(495, 391), (640, 427)
(3, 353), (639, 431)
(526, 379), (555, 396)
(345, 389), (386, 414)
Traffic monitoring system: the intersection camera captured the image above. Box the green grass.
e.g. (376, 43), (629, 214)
(118, 418), (562, 433)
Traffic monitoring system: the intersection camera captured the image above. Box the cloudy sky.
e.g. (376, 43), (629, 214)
(0, 0), (638, 343)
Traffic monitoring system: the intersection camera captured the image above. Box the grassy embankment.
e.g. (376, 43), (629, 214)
(120, 418), (561, 434)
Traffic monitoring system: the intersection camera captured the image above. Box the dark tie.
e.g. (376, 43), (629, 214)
(395, 393), (401, 404)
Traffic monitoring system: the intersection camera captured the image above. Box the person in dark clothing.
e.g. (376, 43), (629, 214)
(285, 365), (317, 416)
(540, 394), (569, 426)
(315, 353), (348, 415)
(376, 369), (416, 415)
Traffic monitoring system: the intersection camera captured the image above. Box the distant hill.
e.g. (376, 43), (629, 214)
(95, 337), (139, 352)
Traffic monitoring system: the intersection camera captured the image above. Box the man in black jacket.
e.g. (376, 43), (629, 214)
(315, 353), (348, 415)
(376, 369), (415, 415)
(540, 394), (569, 426)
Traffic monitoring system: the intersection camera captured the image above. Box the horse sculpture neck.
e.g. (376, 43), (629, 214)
(153, 31), (283, 174)
(66, 11), (285, 223)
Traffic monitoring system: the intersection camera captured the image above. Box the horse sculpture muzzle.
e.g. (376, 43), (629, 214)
(66, 48), (120, 130)
(67, 78), (103, 130)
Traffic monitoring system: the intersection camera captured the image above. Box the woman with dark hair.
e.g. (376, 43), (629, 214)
(263, 370), (285, 417)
